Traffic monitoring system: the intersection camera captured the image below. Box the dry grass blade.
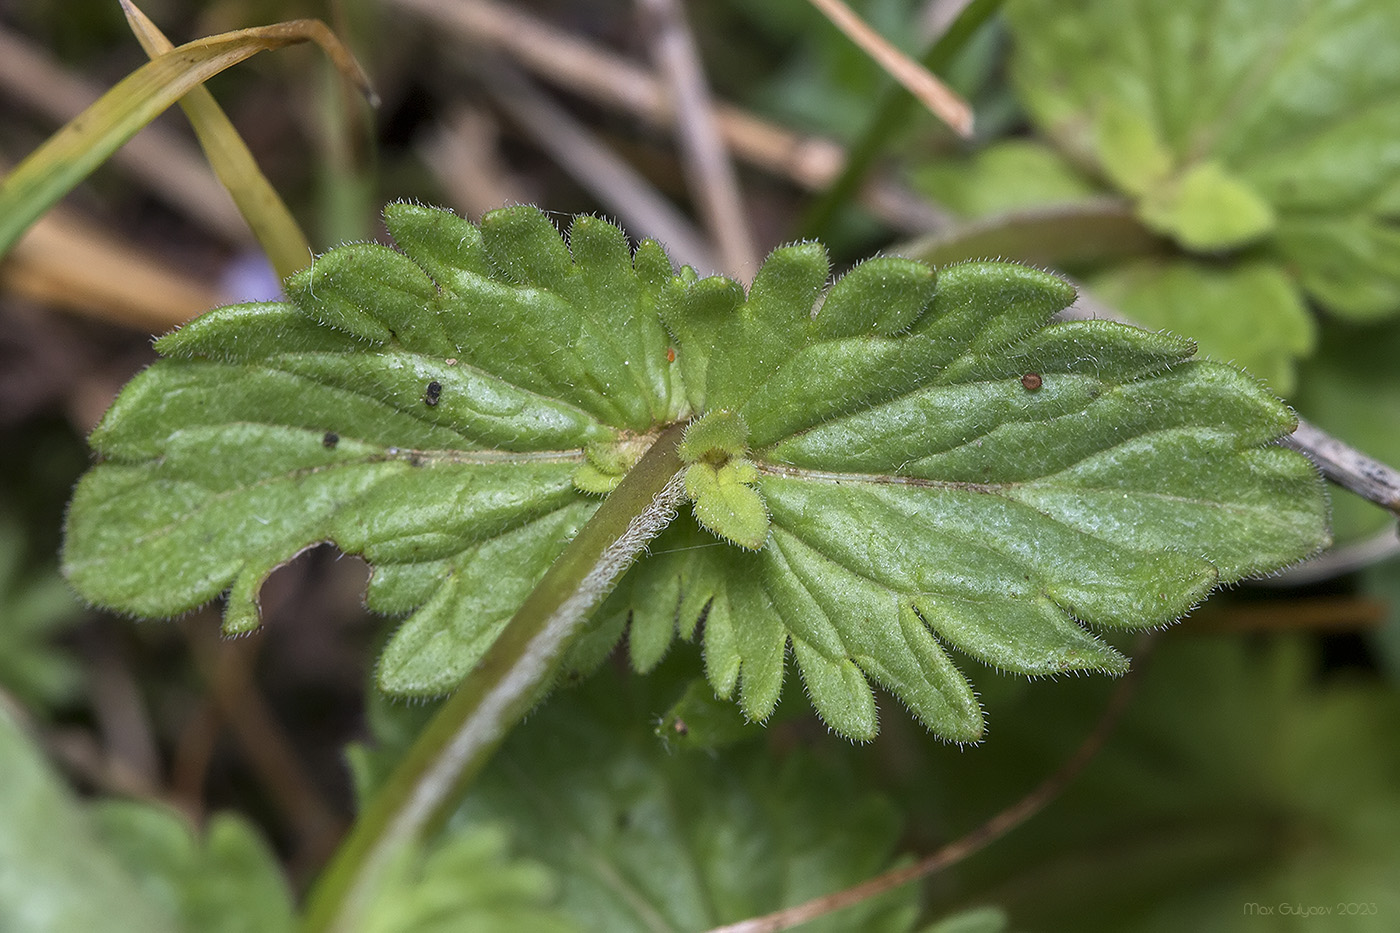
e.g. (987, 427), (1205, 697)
(479, 65), (719, 272)
(805, 0), (974, 137)
(0, 18), (374, 259)
(1, 207), (220, 330)
(639, 0), (758, 281)
(120, 1), (314, 281)
(0, 24), (245, 241)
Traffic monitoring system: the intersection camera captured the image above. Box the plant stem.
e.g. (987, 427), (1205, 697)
(301, 421), (689, 933)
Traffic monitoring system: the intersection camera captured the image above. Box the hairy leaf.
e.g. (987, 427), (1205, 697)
(608, 257), (1326, 740)
(1007, 0), (1400, 318)
(65, 204), (1327, 741)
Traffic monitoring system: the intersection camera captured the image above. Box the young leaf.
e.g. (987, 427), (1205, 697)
(1006, 0), (1400, 318)
(0, 515), (85, 711)
(64, 204), (1327, 744)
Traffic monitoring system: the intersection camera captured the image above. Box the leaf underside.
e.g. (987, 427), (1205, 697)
(63, 203), (1328, 741)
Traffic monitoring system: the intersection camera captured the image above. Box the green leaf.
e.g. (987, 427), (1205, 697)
(912, 637), (1400, 931)
(456, 671), (921, 933)
(918, 906), (1010, 933)
(1136, 160), (1276, 251)
(1088, 259), (1316, 393)
(909, 140), (1101, 219)
(612, 258), (1327, 740)
(64, 203), (684, 695)
(0, 515), (85, 711)
(0, 704), (176, 933)
(357, 824), (577, 933)
(654, 678), (771, 750)
(89, 803), (295, 933)
(1007, 0), (1400, 315)
(65, 205), (1327, 743)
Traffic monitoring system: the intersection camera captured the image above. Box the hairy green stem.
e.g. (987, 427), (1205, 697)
(302, 422), (689, 932)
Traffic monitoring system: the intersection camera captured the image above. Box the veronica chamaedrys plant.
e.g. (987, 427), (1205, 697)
(63, 203), (1328, 743)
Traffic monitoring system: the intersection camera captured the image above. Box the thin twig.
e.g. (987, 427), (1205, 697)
(478, 63), (720, 273)
(419, 105), (536, 221)
(1, 204), (222, 329)
(387, 0), (943, 233)
(1187, 595), (1386, 633)
(707, 635), (1153, 933)
(1282, 420), (1400, 519)
(170, 698), (221, 823)
(85, 626), (162, 790)
(1253, 527), (1400, 587)
(805, 0), (974, 137)
(182, 620), (345, 878)
(638, 0), (758, 281)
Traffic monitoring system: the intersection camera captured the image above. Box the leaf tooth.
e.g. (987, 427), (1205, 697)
(792, 640), (878, 742)
(480, 205), (574, 290)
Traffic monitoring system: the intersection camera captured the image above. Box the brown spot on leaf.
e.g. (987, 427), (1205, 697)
(1021, 372), (1043, 391)
(424, 380), (442, 406)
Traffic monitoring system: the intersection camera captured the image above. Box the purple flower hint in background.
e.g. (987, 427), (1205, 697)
(219, 251), (284, 303)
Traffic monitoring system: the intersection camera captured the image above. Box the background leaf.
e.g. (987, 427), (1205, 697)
(357, 823), (577, 933)
(89, 802), (296, 933)
(0, 515), (84, 711)
(451, 669), (921, 933)
(1006, 0), (1400, 319)
(0, 702), (175, 933)
(1088, 259), (1316, 393)
(908, 635), (1400, 931)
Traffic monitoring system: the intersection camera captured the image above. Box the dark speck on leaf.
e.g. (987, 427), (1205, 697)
(672, 718), (689, 736)
(1021, 372), (1043, 391)
(424, 380), (442, 406)
(322, 431), (339, 448)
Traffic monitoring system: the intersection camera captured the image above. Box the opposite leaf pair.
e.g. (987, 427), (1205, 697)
(62, 203), (1328, 741)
